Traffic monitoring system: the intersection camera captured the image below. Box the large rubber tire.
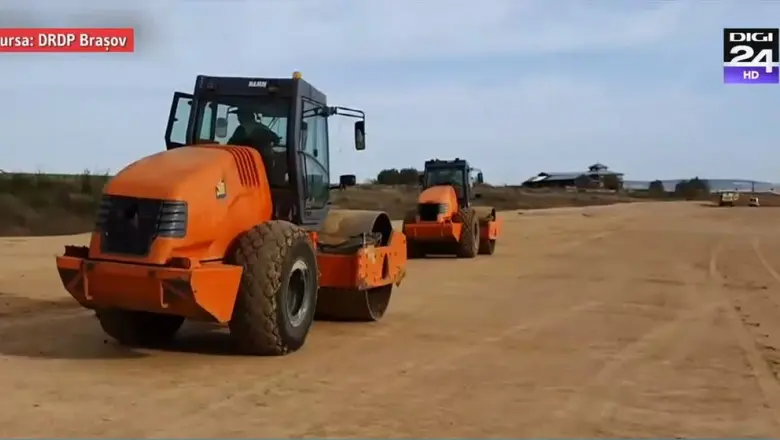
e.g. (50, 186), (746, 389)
(402, 209), (425, 259)
(227, 221), (318, 356)
(95, 309), (184, 347)
(455, 208), (479, 258)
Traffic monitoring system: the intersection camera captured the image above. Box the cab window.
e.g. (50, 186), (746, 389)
(198, 101), (288, 147)
(425, 168), (465, 188)
(166, 95), (191, 146)
(194, 97), (291, 188)
(301, 99), (330, 208)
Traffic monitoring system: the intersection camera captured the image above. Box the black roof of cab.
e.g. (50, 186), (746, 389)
(193, 74), (327, 104)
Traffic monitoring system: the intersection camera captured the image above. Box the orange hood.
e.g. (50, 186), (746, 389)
(100, 145), (273, 261)
(105, 146), (235, 200)
(418, 185), (459, 218)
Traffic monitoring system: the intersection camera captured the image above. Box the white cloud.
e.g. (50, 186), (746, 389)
(173, 0), (691, 65)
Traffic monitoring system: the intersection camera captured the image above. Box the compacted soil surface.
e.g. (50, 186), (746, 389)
(0, 202), (779, 437)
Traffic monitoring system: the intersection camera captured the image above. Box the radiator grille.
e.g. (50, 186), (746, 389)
(96, 195), (187, 257)
(418, 203), (442, 221)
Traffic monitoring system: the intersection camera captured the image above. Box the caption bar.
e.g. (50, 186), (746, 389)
(0, 28), (134, 52)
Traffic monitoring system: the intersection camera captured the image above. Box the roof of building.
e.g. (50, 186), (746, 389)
(588, 168), (623, 176)
(525, 169), (624, 183)
(536, 173), (583, 181)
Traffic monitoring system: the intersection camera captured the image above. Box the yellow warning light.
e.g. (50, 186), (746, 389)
(292, 71), (302, 79)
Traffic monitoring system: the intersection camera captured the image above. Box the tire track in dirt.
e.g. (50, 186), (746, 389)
(269, 214), (658, 437)
(708, 241), (780, 429)
(281, 283), (646, 438)
(751, 237), (780, 309)
(555, 246), (741, 435)
(152, 212), (642, 437)
(539, 259), (727, 435)
(152, 298), (607, 438)
(743, 237), (780, 384)
(0, 207), (637, 438)
(147, 219), (634, 437)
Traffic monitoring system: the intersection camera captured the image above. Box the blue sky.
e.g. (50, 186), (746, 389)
(2, 0), (780, 184)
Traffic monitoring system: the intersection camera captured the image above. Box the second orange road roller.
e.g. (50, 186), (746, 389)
(402, 158), (502, 259)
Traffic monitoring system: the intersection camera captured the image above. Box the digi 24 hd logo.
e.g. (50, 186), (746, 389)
(723, 28), (779, 84)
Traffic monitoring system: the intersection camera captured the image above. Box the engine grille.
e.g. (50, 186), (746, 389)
(418, 203), (442, 221)
(96, 195), (187, 256)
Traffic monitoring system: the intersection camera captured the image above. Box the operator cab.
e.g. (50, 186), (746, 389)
(421, 158), (484, 207)
(163, 71), (365, 228)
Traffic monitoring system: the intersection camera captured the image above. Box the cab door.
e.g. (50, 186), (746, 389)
(298, 98), (331, 229)
(164, 92), (194, 149)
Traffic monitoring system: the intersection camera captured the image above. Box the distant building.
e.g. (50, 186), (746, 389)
(523, 163), (624, 189)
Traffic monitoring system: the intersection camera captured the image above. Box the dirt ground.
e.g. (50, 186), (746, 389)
(1, 201), (780, 437)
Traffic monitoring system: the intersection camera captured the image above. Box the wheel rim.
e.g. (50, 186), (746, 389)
(286, 259), (311, 327)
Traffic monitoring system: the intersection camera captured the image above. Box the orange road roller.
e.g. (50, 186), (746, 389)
(402, 159), (501, 258)
(55, 72), (407, 355)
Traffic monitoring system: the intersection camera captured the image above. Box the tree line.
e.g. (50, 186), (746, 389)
(371, 168), (713, 199)
(373, 168), (422, 185)
(648, 177), (711, 199)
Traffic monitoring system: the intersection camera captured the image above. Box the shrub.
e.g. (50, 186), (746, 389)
(648, 179), (666, 196)
(376, 167), (421, 185)
(674, 177), (710, 200)
(602, 174), (622, 191)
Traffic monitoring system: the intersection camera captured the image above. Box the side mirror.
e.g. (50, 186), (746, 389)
(354, 120), (365, 151)
(476, 172), (484, 184)
(339, 174), (357, 188)
(215, 117), (228, 138)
